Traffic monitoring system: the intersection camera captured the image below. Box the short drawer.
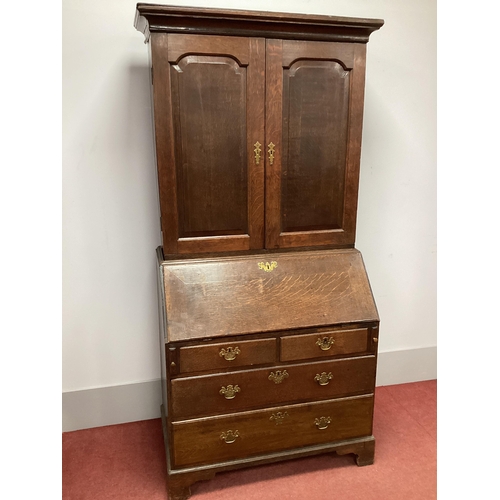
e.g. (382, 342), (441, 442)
(280, 328), (370, 362)
(172, 394), (374, 467)
(171, 355), (376, 419)
(178, 338), (277, 374)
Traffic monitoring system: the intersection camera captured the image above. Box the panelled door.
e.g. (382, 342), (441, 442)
(265, 40), (367, 249)
(151, 34), (366, 255)
(151, 33), (265, 255)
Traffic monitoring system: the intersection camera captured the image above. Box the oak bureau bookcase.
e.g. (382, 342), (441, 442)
(134, 4), (383, 499)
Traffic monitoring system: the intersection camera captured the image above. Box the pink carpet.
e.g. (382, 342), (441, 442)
(63, 380), (436, 499)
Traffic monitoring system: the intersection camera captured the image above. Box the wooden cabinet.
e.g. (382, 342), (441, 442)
(135, 4), (383, 499)
(137, 5), (382, 256)
(158, 248), (380, 499)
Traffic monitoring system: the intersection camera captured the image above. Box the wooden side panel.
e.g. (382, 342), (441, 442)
(150, 33), (179, 254)
(342, 43), (367, 243)
(172, 394), (374, 467)
(171, 356), (376, 419)
(162, 249), (379, 341)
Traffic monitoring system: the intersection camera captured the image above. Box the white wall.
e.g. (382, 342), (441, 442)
(63, 0), (436, 425)
(63, 0), (162, 392)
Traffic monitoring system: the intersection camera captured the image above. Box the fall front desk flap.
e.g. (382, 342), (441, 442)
(160, 249), (378, 341)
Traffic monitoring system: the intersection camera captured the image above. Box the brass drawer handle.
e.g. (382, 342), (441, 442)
(314, 416), (332, 430)
(316, 336), (335, 351)
(268, 142), (275, 165)
(268, 370), (289, 384)
(314, 372), (333, 386)
(219, 384), (240, 400)
(254, 141), (262, 165)
(270, 411), (289, 425)
(220, 430), (239, 444)
(219, 346), (240, 361)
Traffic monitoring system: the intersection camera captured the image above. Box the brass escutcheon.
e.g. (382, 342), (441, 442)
(258, 261), (278, 272)
(254, 141), (262, 165)
(314, 372), (333, 386)
(268, 142), (275, 165)
(314, 416), (332, 430)
(270, 411), (289, 425)
(219, 346), (240, 361)
(220, 430), (239, 444)
(268, 370), (289, 384)
(316, 336), (335, 351)
(219, 384), (240, 400)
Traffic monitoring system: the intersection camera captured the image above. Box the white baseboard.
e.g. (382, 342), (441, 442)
(62, 346), (436, 432)
(62, 380), (162, 432)
(376, 346), (437, 386)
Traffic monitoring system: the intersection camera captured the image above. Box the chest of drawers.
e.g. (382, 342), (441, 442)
(157, 247), (379, 499)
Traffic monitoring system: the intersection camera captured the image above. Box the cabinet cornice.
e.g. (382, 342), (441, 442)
(134, 3), (384, 44)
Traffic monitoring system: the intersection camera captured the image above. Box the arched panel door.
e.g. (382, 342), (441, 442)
(151, 34), (265, 255)
(265, 39), (367, 249)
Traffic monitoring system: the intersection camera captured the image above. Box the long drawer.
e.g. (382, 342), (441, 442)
(171, 355), (376, 419)
(172, 394), (374, 467)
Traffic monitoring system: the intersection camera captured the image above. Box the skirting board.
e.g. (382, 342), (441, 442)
(376, 346), (436, 387)
(62, 346), (436, 432)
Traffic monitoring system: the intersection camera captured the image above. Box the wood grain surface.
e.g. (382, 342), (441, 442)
(162, 249), (378, 341)
(170, 355), (376, 419)
(280, 327), (371, 362)
(151, 33), (265, 254)
(178, 338), (277, 374)
(172, 394), (374, 467)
